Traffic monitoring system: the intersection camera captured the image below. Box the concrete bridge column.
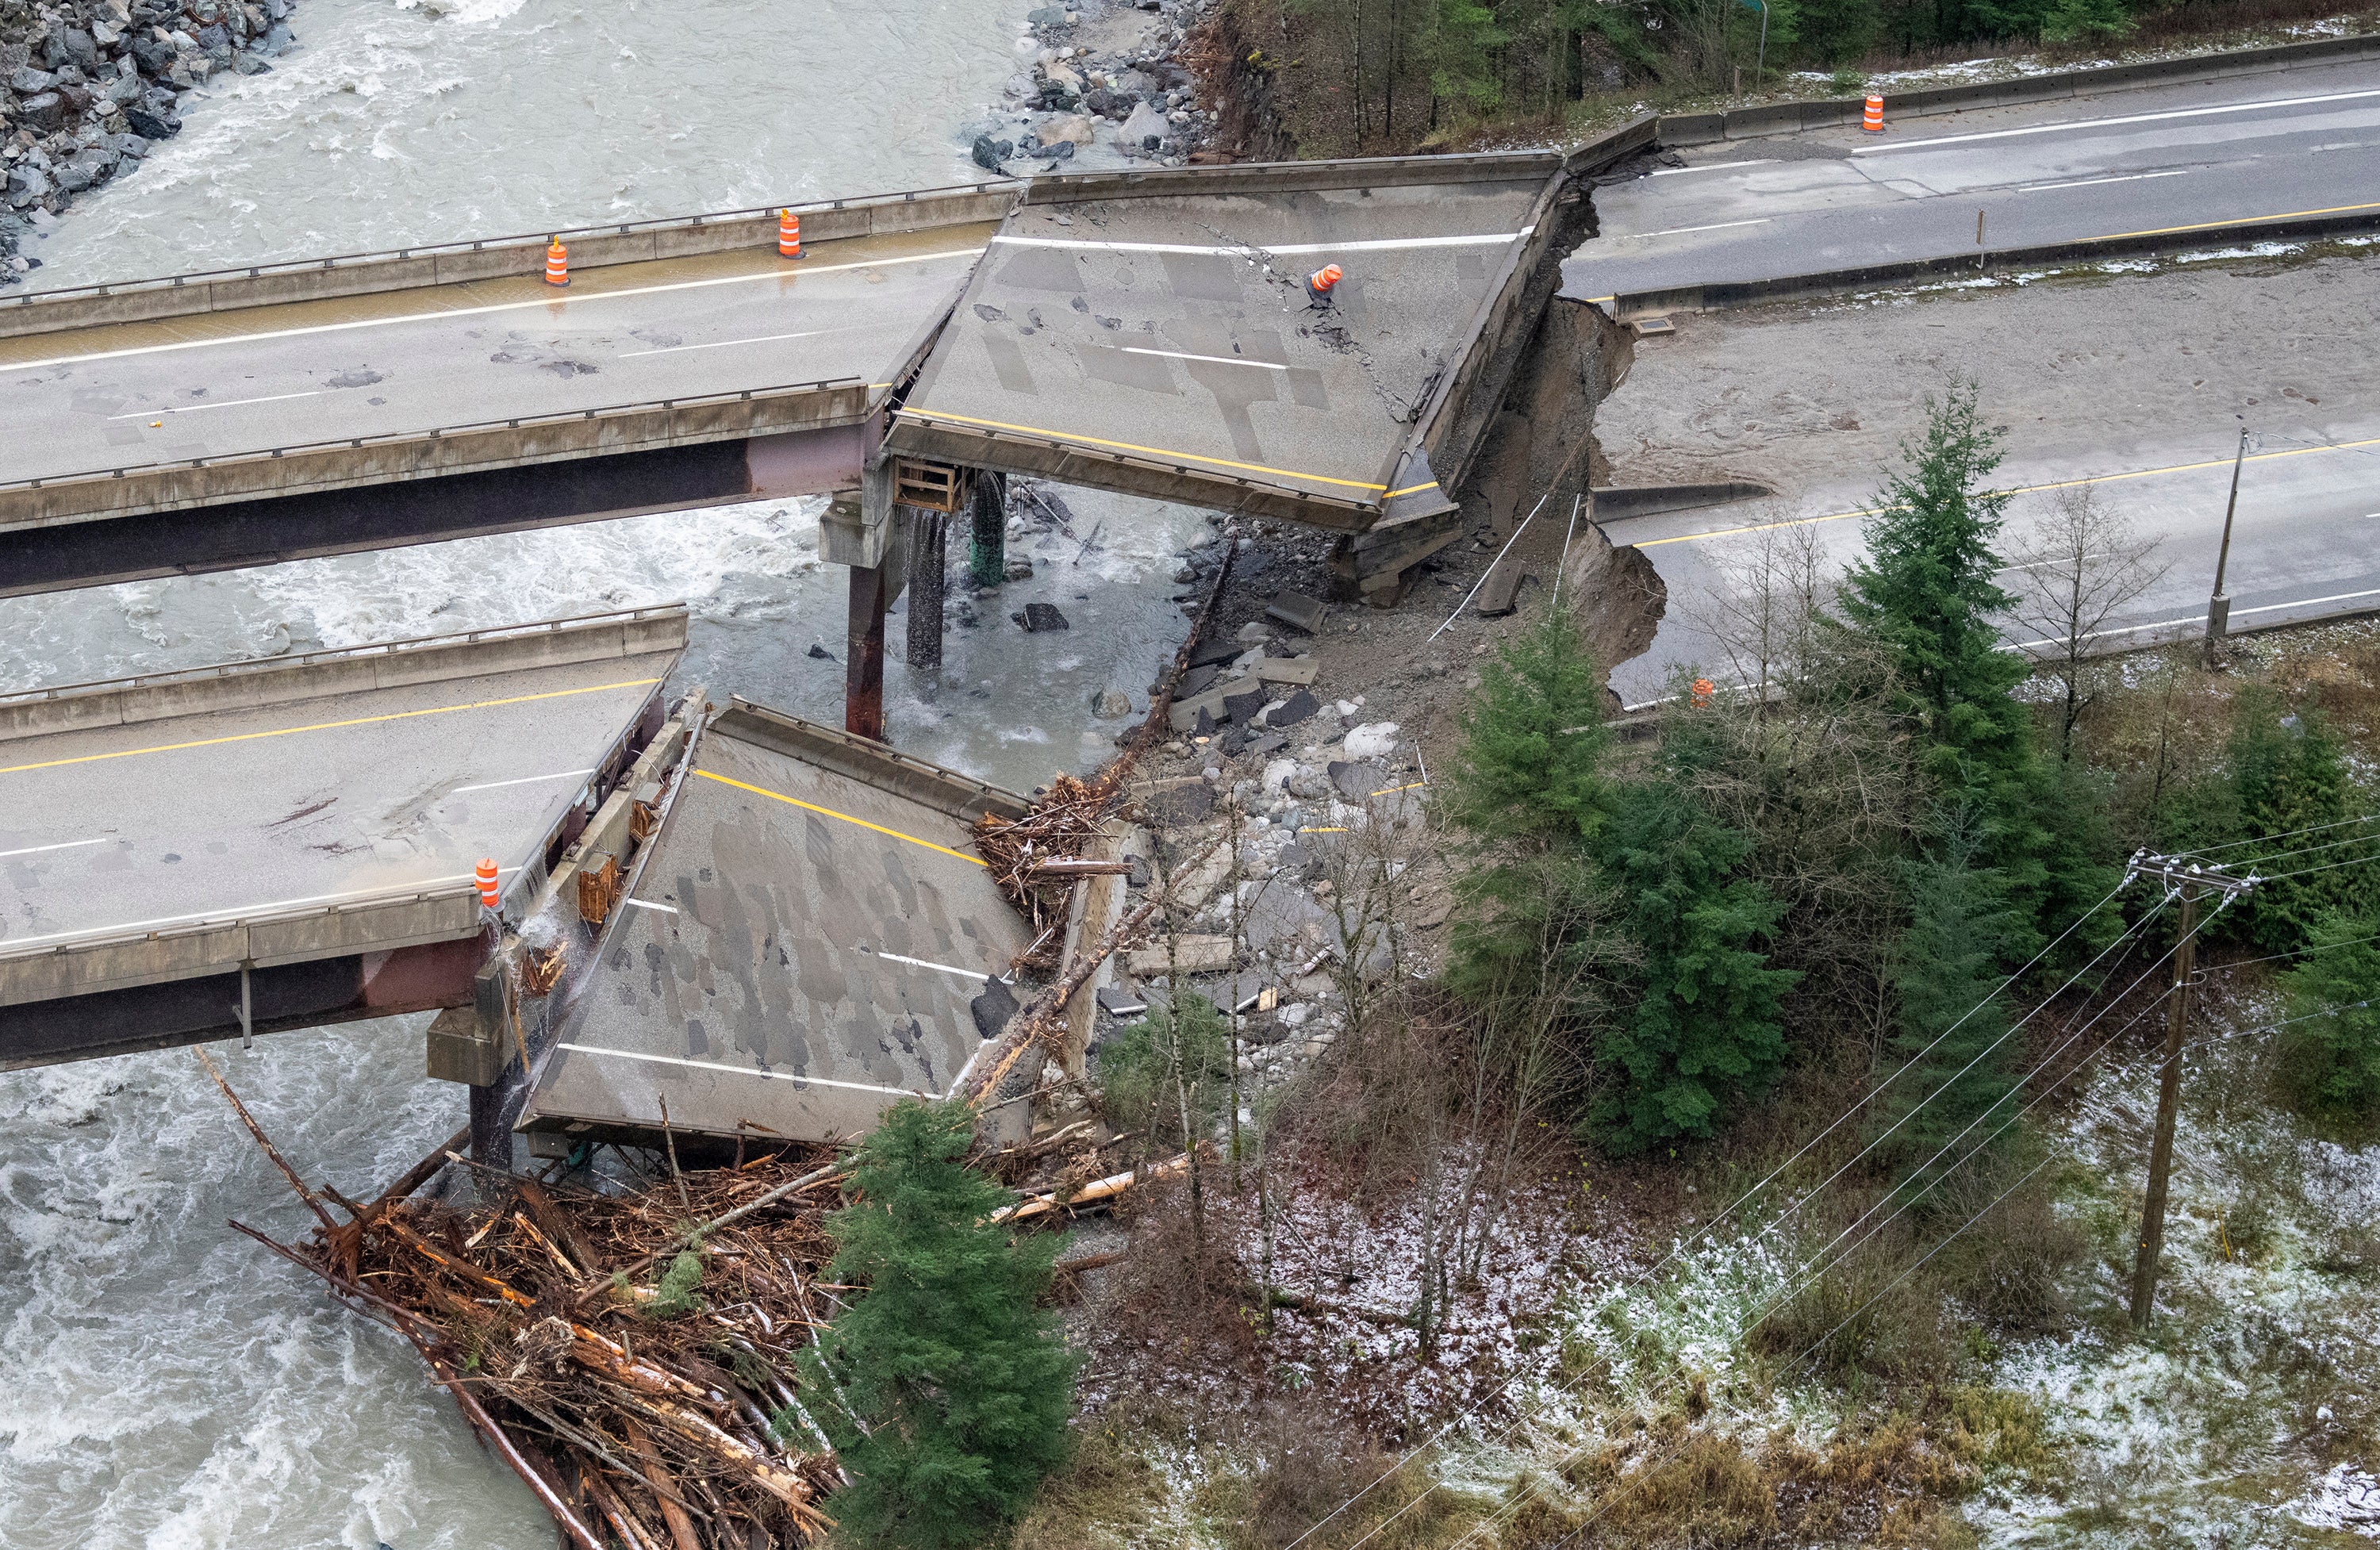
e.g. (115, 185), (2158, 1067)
(968, 470), (1008, 589)
(905, 507), (948, 673)
(823, 460), (908, 743)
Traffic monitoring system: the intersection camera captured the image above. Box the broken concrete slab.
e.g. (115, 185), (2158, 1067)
(1476, 555), (1533, 616)
(1126, 934), (1234, 977)
(1020, 602), (1072, 631)
(1273, 689), (1321, 728)
(1223, 685), (1268, 725)
(1328, 760), (1391, 800)
(1266, 590), (1329, 634)
(1169, 685), (1231, 732)
(1096, 984), (1149, 1020)
(1253, 655), (1319, 686)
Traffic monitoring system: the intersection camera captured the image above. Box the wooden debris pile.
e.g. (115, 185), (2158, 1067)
(211, 1050), (850, 1550)
(973, 770), (1127, 967)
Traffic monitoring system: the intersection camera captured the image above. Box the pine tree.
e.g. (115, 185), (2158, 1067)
(797, 1099), (1077, 1550)
(1873, 838), (2025, 1200)
(2278, 910), (2380, 1119)
(2229, 693), (2378, 954)
(1591, 773), (1801, 1151)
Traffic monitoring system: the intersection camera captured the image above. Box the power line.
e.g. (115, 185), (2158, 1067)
(2177, 811), (2380, 858)
(1276, 877), (2151, 1550)
(1449, 903), (2223, 1550)
(1396, 905), (2193, 1550)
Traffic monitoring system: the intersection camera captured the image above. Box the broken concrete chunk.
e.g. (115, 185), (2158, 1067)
(1192, 705), (1218, 738)
(1125, 934), (1234, 976)
(1021, 602), (1071, 631)
(1096, 984), (1149, 1019)
(1245, 732), (1288, 758)
(1273, 689), (1321, 728)
(805, 643), (835, 661)
(1222, 686), (1267, 725)
(971, 976), (1020, 1040)
(1188, 635), (1243, 669)
(1476, 555), (1533, 617)
(1235, 620), (1274, 645)
(1329, 761), (1390, 800)
(1167, 685), (1231, 733)
(1253, 654), (1319, 686)
(1266, 590), (1328, 634)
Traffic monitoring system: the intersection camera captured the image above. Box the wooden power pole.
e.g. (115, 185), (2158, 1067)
(2127, 857), (2254, 1329)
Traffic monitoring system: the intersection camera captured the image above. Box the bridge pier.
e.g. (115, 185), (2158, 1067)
(969, 470), (1008, 589)
(846, 563), (889, 741)
(905, 508), (947, 673)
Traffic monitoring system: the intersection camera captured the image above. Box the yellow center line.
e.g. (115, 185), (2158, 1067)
(1368, 781), (1429, 796)
(0, 678), (662, 776)
(1385, 482), (1442, 498)
(896, 407), (1389, 492)
(693, 769), (986, 866)
(1636, 436), (2380, 548)
(2087, 199), (2380, 243)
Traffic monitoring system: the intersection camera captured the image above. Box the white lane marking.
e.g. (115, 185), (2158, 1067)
(1119, 347), (1288, 372)
(553, 1042), (932, 1099)
(1649, 159), (1778, 176)
(2000, 551), (2109, 571)
(2012, 585), (2380, 651)
(618, 328), (832, 359)
(1856, 86), (2380, 155)
(2314, 140), (2374, 153)
(106, 389), (322, 420)
(869, 948), (994, 981)
(2017, 169), (2191, 192)
(0, 865), (512, 951)
(1609, 217), (1772, 240)
(0, 836), (109, 860)
(0, 248), (987, 377)
(624, 897), (680, 914)
(451, 767), (594, 794)
(991, 229), (1530, 257)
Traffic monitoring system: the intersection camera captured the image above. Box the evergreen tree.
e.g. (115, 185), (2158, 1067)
(1874, 836), (2025, 1198)
(2278, 911), (2380, 1120)
(1591, 770), (1802, 1151)
(797, 1100), (1077, 1550)
(2229, 693), (2378, 953)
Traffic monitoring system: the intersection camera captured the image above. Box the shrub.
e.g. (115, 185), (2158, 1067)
(2277, 908), (2380, 1120)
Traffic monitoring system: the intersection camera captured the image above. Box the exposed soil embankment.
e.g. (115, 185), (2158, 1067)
(1, 0), (299, 282)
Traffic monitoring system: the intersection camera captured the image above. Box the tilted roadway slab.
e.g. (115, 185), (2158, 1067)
(520, 700), (1035, 1149)
(0, 221), (997, 596)
(0, 608), (686, 1068)
(888, 155), (1585, 531)
(1564, 57), (2380, 308)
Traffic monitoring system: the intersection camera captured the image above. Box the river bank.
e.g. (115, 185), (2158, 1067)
(2, 0), (299, 281)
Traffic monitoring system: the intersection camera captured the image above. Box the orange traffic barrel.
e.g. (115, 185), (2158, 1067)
(1691, 677), (1716, 708)
(1306, 263), (1342, 304)
(1863, 94), (1883, 132)
(543, 236), (569, 286)
(778, 208), (802, 259)
(475, 857), (501, 909)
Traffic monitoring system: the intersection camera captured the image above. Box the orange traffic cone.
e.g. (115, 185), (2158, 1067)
(543, 236), (569, 286)
(1862, 94), (1884, 132)
(778, 208), (802, 259)
(1691, 677), (1716, 708)
(1306, 263), (1342, 305)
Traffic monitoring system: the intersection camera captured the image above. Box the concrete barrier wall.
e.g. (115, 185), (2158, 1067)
(0, 382), (872, 532)
(0, 185), (1019, 340)
(1659, 30), (2380, 147)
(1020, 150), (1562, 204)
(0, 606), (690, 742)
(1607, 206), (2380, 317)
(0, 886), (479, 1005)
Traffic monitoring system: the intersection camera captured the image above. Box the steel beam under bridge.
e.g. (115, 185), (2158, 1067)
(0, 397), (872, 597)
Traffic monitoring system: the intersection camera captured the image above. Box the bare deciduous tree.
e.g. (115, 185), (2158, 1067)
(1682, 515), (1834, 710)
(2001, 486), (2169, 759)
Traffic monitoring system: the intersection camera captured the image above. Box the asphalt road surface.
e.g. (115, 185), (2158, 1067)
(1605, 426), (2380, 708)
(0, 646), (674, 954)
(1564, 57), (2380, 304)
(0, 225), (993, 489)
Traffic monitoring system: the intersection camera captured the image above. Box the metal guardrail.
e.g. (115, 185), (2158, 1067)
(0, 182), (1021, 309)
(0, 603), (689, 710)
(0, 376), (866, 496)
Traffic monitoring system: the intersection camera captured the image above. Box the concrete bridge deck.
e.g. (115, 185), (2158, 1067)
(0, 608), (686, 1068)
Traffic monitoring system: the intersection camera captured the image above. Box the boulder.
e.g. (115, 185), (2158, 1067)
(9, 67), (58, 95)
(1020, 602), (1069, 632)
(106, 72), (145, 106)
(125, 105), (178, 139)
(58, 29), (101, 72)
(1042, 60), (1081, 91)
(969, 134), (1002, 171)
(1117, 100), (1169, 152)
(130, 32), (175, 75)
(1038, 111), (1093, 147)
(15, 93), (70, 134)
(1342, 721), (1402, 761)
(1091, 687), (1133, 719)
(6, 163), (54, 207)
(1027, 4), (1070, 23)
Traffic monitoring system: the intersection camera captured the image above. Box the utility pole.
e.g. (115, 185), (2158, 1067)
(2127, 855), (2254, 1329)
(2204, 425), (2249, 666)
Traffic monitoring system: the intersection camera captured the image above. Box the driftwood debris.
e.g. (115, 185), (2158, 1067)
(991, 1153), (1191, 1224)
(209, 1051), (846, 1548)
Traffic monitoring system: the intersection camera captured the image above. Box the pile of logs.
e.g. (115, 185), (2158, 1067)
(973, 770), (1125, 966)
(206, 1053), (846, 1550)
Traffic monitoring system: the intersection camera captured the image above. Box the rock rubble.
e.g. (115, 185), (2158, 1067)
(959, 0), (1220, 178)
(0, 0), (298, 281)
